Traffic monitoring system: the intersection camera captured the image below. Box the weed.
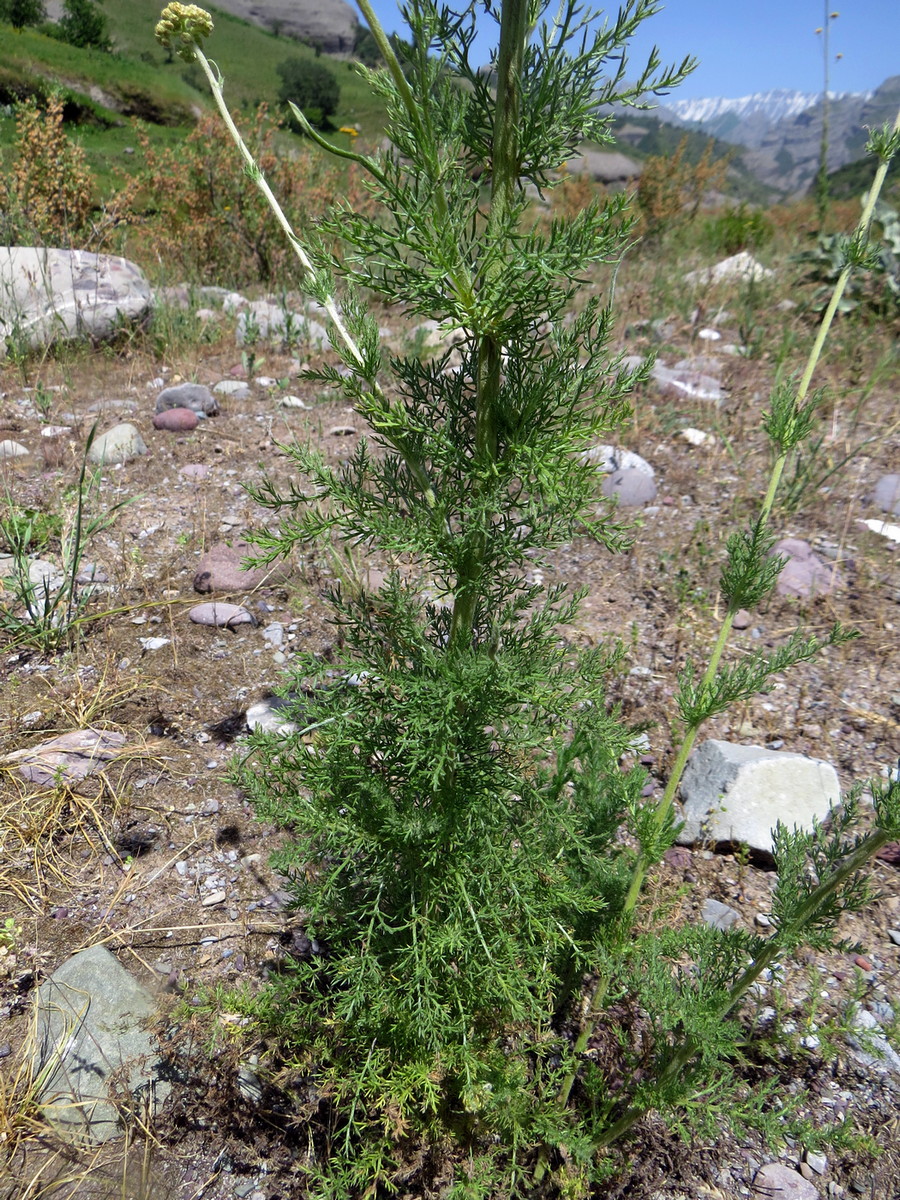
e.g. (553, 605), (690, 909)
(636, 135), (730, 240)
(0, 426), (131, 652)
(703, 202), (774, 257)
(163, 0), (900, 1193)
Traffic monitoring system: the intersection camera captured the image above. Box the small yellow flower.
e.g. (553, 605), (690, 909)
(155, 3), (214, 62)
(338, 126), (359, 138)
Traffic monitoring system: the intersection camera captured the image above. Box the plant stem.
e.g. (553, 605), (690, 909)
(448, 0), (529, 651)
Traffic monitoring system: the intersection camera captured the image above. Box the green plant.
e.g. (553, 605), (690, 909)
(158, 1), (900, 1192)
(703, 202), (773, 256)
(0, 426), (129, 652)
(795, 199), (900, 318)
(276, 57), (340, 129)
(55, 0), (111, 51)
(0, 0), (44, 31)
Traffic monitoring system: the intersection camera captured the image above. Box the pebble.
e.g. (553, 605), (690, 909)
(805, 1152), (828, 1176)
(153, 407), (199, 432)
(214, 379), (250, 400)
(328, 424), (357, 437)
(189, 601), (256, 627)
(246, 696), (300, 736)
(873, 473), (900, 516)
(732, 608), (752, 629)
(773, 537), (844, 599)
(279, 395), (309, 409)
(202, 890), (227, 907)
(888, 929), (900, 946)
(0, 439), (30, 459)
(701, 898), (740, 931)
(263, 621), (285, 648)
(193, 541), (267, 593)
(582, 443), (654, 476)
(138, 636), (171, 651)
(180, 463), (209, 480)
(156, 383), (219, 415)
(753, 1162), (820, 1200)
(680, 427), (714, 446)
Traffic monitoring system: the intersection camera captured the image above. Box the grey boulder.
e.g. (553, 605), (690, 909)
(677, 738), (840, 856)
(0, 248), (151, 357)
(156, 383), (218, 416)
(30, 945), (171, 1145)
(602, 467), (658, 506)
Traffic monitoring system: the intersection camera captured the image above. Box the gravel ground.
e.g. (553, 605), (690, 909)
(0, 277), (898, 1199)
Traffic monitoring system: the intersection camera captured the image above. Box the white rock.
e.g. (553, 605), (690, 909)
(677, 739), (840, 856)
(581, 444), (654, 477)
(684, 252), (774, 286)
(680, 427), (714, 446)
(138, 637), (170, 651)
(213, 379), (250, 399)
(0, 248), (151, 356)
(0, 439), (30, 459)
(88, 424), (147, 465)
(246, 697), (299, 736)
(858, 518), (900, 543)
(848, 1009), (900, 1075)
(279, 394), (309, 409)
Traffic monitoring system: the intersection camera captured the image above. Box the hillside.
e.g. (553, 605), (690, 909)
(0, 1), (387, 147)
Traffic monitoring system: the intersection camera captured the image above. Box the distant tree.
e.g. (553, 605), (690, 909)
(276, 57), (340, 129)
(57, 0), (110, 51)
(0, 0), (45, 30)
(353, 24), (379, 67)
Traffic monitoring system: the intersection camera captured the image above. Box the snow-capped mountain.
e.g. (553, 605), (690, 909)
(664, 89), (825, 126)
(650, 77), (898, 196)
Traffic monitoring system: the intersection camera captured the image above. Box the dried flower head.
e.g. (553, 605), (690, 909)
(155, 3), (213, 61)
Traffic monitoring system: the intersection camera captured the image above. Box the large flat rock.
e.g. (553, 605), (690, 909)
(677, 738), (840, 855)
(30, 945), (170, 1145)
(0, 248), (151, 357)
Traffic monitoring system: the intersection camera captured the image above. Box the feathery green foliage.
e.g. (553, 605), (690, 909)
(157, 0), (900, 1191)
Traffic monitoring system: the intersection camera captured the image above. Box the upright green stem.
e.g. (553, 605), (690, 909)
(448, 0), (530, 651)
(595, 823), (894, 1150)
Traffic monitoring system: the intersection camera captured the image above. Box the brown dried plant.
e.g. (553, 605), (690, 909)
(636, 135), (730, 238)
(130, 104), (370, 287)
(0, 94), (139, 252)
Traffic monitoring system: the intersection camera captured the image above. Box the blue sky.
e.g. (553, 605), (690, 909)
(361, 1), (899, 99)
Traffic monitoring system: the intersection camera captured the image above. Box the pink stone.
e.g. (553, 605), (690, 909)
(153, 407), (199, 432)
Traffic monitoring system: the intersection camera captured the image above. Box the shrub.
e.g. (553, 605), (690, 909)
(0, 0), (44, 30)
(55, 0), (111, 51)
(636, 135), (729, 238)
(276, 57), (340, 129)
(703, 201), (774, 255)
(0, 93), (136, 250)
(158, 1), (900, 1194)
(130, 104), (363, 286)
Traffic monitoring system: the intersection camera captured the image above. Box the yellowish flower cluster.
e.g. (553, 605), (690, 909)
(155, 3), (214, 61)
